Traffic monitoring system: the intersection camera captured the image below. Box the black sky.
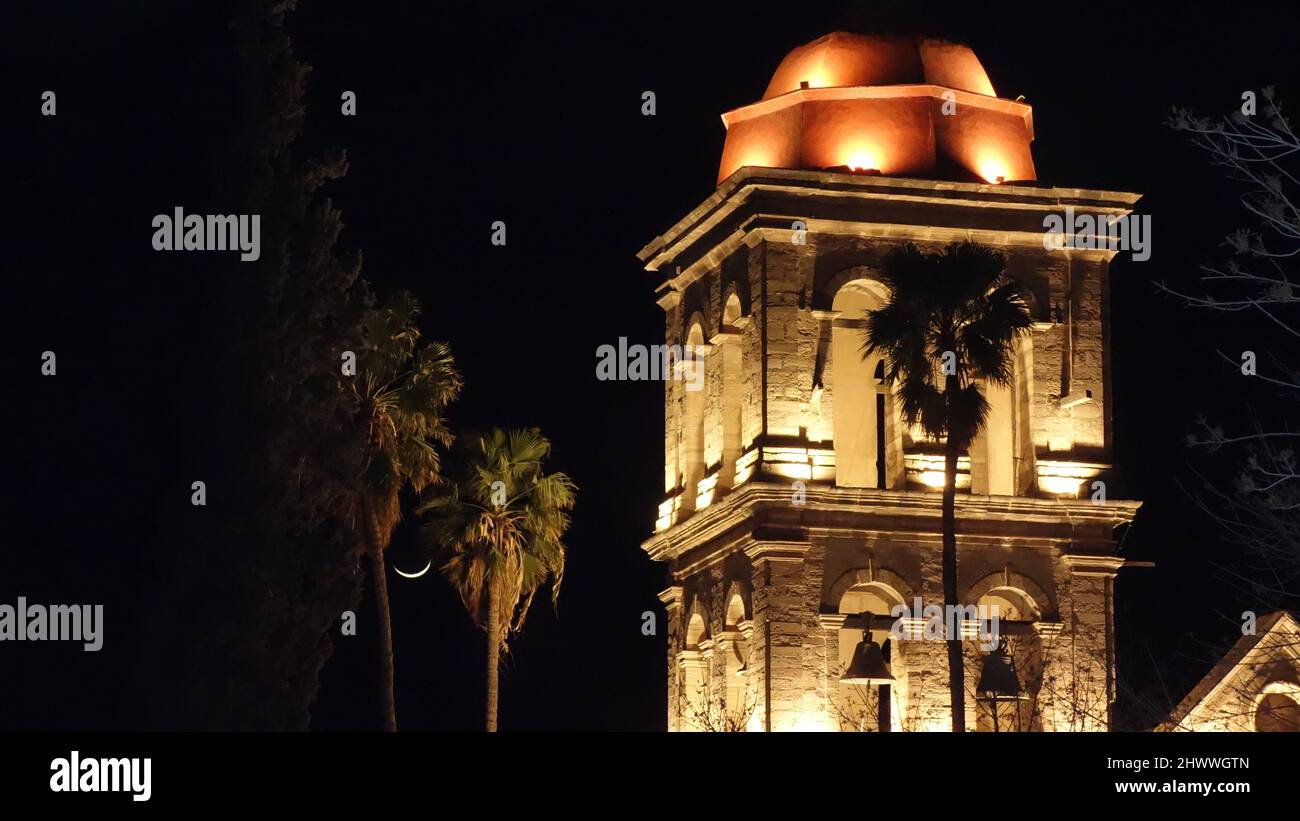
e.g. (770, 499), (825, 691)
(7, 0), (1300, 730)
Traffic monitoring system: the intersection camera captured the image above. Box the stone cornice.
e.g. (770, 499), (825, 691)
(1061, 554), (1127, 576)
(743, 540), (811, 564)
(658, 585), (685, 609)
(637, 167), (1144, 283)
(720, 84), (1034, 133)
(818, 613), (849, 630)
(641, 480), (1141, 564)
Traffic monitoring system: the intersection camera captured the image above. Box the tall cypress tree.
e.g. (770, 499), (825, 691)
(150, 0), (373, 730)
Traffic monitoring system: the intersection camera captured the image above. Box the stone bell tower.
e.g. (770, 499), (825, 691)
(638, 32), (1143, 732)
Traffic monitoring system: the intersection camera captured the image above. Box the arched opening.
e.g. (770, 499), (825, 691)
(974, 586), (1040, 732)
(679, 606), (710, 731)
(1255, 684), (1300, 732)
(831, 279), (903, 489)
(721, 591), (750, 725)
(680, 322), (706, 513)
(835, 581), (907, 731)
(978, 586), (1039, 622)
(722, 292), (742, 328)
(719, 294), (744, 491)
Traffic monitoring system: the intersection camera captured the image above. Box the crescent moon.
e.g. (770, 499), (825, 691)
(394, 560), (431, 579)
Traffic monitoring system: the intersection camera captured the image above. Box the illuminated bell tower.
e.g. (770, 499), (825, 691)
(639, 32), (1142, 732)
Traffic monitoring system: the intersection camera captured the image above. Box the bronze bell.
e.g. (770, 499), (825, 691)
(840, 614), (895, 685)
(977, 640), (1021, 698)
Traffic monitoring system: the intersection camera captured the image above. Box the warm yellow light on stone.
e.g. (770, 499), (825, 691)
(977, 152), (1010, 184)
(1038, 474), (1084, 495)
(769, 462), (813, 481)
(918, 470), (947, 489)
(695, 474), (719, 511)
(843, 142), (883, 173)
(733, 448), (760, 487)
(1036, 460), (1107, 497)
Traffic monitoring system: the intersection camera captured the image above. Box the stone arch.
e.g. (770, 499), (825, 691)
(832, 278), (891, 314)
(722, 291), (743, 328)
(1019, 286), (1044, 322)
(1260, 680), (1300, 698)
(684, 596), (710, 649)
(814, 265), (888, 312)
(686, 602), (707, 646)
(826, 566), (916, 612)
(1255, 681), (1300, 732)
(723, 579), (751, 627)
(719, 261), (752, 322)
(720, 282), (750, 329)
(683, 311), (708, 347)
(681, 306), (711, 348)
(965, 567), (1056, 621)
(719, 579), (753, 720)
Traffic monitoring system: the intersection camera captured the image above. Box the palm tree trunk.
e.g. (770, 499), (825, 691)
(942, 389), (966, 733)
(365, 499), (398, 732)
(485, 581), (501, 732)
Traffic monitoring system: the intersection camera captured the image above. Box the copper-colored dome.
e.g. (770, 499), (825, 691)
(763, 32), (996, 99)
(717, 33), (1035, 186)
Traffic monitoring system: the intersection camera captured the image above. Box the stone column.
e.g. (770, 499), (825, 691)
(882, 387), (906, 489)
(712, 330), (744, 491)
(898, 615), (956, 732)
(659, 585), (684, 732)
(745, 540), (813, 731)
(831, 318), (875, 487)
(971, 378), (1015, 496)
(1061, 554), (1124, 731)
(818, 613), (847, 731)
(1031, 621), (1065, 731)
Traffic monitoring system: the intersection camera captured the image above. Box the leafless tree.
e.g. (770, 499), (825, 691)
(1165, 90), (1300, 606)
(676, 674), (757, 733)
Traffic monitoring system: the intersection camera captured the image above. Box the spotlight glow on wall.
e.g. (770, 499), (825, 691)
(977, 152), (1010, 184)
(843, 146), (882, 173)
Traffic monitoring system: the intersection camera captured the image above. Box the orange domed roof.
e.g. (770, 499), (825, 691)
(717, 32), (1034, 186)
(762, 33), (996, 100)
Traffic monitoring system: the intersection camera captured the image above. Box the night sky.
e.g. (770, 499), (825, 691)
(7, 0), (1300, 731)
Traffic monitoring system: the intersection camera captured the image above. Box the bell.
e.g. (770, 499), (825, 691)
(977, 641), (1021, 698)
(840, 637), (895, 685)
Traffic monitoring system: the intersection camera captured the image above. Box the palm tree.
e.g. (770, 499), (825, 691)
(352, 292), (461, 731)
(419, 428), (576, 731)
(863, 240), (1033, 732)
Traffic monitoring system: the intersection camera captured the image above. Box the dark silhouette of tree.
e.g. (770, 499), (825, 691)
(151, 0), (378, 730)
(863, 241), (1033, 731)
(351, 294), (461, 731)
